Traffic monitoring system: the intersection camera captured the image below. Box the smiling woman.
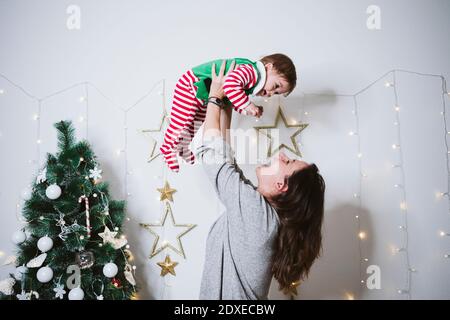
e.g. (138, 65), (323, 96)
(197, 60), (325, 299)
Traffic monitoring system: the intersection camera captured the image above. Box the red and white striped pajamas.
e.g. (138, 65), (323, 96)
(160, 64), (259, 172)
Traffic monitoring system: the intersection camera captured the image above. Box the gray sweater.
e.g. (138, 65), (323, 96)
(196, 136), (280, 300)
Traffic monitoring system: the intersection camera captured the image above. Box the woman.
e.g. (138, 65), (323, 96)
(197, 61), (325, 300)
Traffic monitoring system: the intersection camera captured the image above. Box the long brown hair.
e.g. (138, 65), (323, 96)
(260, 53), (297, 94)
(270, 164), (325, 292)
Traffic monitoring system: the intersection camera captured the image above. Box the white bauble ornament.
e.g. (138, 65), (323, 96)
(21, 187), (32, 200)
(14, 266), (28, 280)
(36, 266), (53, 283)
(103, 262), (118, 278)
(45, 184), (62, 200)
(37, 236), (53, 253)
(68, 287), (84, 300)
(11, 230), (26, 244)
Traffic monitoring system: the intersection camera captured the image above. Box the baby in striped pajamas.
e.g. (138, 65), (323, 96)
(160, 53), (297, 172)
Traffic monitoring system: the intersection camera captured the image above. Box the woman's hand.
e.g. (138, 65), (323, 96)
(210, 60), (235, 99)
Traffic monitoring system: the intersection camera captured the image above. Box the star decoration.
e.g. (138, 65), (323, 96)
(140, 202), (196, 259)
(254, 106), (308, 158)
(157, 255), (179, 277)
(98, 226), (127, 249)
(53, 283), (66, 299)
(89, 166), (102, 180)
(283, 280), (301, 297)
(139, 105), (169, 163)
(157, 181), (177, 202)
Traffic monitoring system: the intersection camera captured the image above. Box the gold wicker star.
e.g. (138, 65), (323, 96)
(139, 202), (196, 259)
(157, 181), (177, 202)
(157, 255), (179, 276)
(254, 106), (308, 158)
(139, 104), (169, 162)
(283, 280), (301, 297)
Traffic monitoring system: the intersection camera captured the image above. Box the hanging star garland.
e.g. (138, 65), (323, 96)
(139, 202), (196, 259)
(157, 255), (179, 276)
(139, 105), (169, 163)
(254, 106), (308, 158)
(157, 180), (177, 202)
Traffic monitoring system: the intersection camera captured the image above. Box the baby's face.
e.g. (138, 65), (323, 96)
(256, 64), (291, 98)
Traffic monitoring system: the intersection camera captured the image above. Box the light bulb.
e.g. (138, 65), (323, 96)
(353, 193), (359, 198)
(399, 225), (406, 230)
(397, 289), (408, 294)
(120, 235), (126, 239)
(114, 227), (119, 231)
(33, 114), (39, 120)
(355, 215), (359, 219)
(79, 116), (84, 122)
(345, 292), (355, 300)
(385, 82), (393, 87)
(364, 258), (369, 262)
(394, 184), (402, 188)
(358, 232), (366, 239)
(400, 202), (407, 211)
(0, 89), (5, 94)
(444, 254), (449, 258)
(348, 131), (356, 136)
(394, 121), (399, 126)
(357, 153), (363, 158)
(79, 96), (86, 102)
(36, 139), (42, 144)
(394, 106), (400, 112)
(99, 243), (103, 247)
(126, 245), (130, 249)
(80, 157), (84, 162)
(409, 268), (417, 272)
(392, 144), (400, 149)
(39, 216), (44, 220)
(132, 265), (137, 270)
(439, 231), (448, 237)
(304, 112), (309, 116)
(80, 235), (84, 240)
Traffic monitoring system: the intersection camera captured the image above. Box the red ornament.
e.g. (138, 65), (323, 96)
(111, 277), (122, 288)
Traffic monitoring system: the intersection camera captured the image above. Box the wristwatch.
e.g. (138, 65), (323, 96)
(205, 97), (225, 108)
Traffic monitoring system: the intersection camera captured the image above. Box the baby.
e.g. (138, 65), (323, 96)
(160, 53), (297, 172)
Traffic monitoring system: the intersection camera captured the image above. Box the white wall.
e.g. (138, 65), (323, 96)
(1, 0), (449, 299)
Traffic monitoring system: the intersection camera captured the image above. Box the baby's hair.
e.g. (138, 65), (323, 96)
(260, 53), (297, 96)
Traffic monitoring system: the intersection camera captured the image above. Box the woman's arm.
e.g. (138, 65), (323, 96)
(220, 106), (232, 144)
(203, 60), (235, 141)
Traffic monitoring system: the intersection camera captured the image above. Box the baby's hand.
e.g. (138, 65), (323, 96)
(245, 103), (264, 118)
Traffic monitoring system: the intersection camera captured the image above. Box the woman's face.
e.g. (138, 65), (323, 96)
(256, 152), (309, 197)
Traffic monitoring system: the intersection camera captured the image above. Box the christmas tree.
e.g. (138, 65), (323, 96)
(1, 121), (136, 300)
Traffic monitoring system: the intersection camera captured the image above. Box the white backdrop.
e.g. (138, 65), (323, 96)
(1, 0), (449, 299)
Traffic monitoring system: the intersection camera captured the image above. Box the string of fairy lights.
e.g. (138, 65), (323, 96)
(345, 69), (449, 299)
(1, 68), (449, 300)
